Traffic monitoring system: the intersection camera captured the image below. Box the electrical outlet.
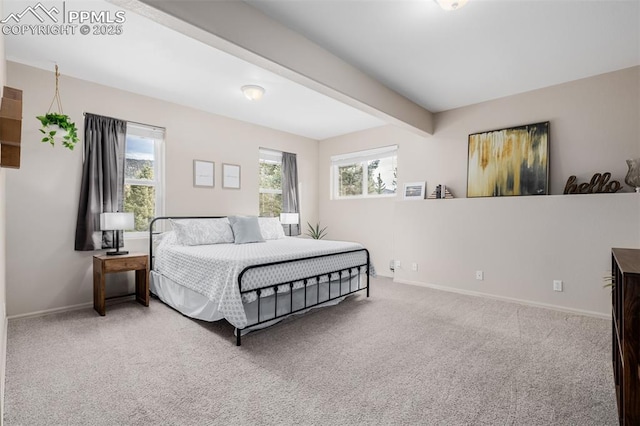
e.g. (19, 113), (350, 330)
(394, 260), (401, 269)
(411, 263), (418, 271)
(553, 280), (563, 292)
(476, 270), (484, 280)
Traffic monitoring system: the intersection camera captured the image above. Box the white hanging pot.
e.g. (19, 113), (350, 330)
(36, 113), (79, 151)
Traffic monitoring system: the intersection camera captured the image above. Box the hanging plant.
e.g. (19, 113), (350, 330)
(36, 65), (79, 151)
(36, 113), (78, 150)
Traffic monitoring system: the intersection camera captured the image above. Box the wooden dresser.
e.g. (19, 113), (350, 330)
(611, 248), (640, 425)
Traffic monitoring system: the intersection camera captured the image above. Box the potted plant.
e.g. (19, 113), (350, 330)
(36, 65), (79, 151)
(306, 222), (328, 240)
(36, 112), (79, 150)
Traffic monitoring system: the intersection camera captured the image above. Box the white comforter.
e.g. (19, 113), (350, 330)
(154, 237), (369, 328)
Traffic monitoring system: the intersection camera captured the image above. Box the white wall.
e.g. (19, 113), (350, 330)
(394, 193), (639, 316)
(5, 61), (318, 317)
(0, 0), (7, 416)
(319, 66), (640, 316)
(318, 125), (426, 276)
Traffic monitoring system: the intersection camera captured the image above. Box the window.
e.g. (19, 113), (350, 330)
(259, 148), (282, 217)
(123, 123), (165, 234)
(331, 145), (398, 199)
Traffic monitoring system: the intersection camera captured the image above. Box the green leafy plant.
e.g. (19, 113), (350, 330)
(36, 65), (79, 151)
(36, 113), (79, 150)
(306, 222), (328, 240)
(603, 274), (614, 288)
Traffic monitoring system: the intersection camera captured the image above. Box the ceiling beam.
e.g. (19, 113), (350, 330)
(112, 0), (434, 137)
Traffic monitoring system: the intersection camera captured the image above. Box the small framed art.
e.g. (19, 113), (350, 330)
(193, 160), (214, 188)
(222, 163), (241, 189)
(403, 182), (425, 200)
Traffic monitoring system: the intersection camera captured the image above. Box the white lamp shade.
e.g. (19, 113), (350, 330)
(100, 212), (135, 231)
(279, 213), (299, 225)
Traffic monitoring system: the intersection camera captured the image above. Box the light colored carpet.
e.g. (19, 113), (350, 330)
(4, 277), (617, 425)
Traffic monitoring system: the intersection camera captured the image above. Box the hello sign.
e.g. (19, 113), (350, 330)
(563, 172), (622, 194)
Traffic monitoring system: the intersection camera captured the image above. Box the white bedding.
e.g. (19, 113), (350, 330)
(154, 236), (369, 329)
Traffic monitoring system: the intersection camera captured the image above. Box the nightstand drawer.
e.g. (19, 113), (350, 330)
(101, 256), (148, 273)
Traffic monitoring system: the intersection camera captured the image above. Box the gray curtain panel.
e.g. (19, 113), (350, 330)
(74, 113), (127, 251)
(282, 152), (300, 236)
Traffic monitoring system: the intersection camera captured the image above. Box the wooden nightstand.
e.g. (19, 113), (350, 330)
(93, 253), (149, 316)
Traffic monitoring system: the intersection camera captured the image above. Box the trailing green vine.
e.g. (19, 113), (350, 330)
(36, 113), (79, 150)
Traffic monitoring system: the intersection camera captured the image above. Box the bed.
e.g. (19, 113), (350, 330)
(148, 216), (370, 345)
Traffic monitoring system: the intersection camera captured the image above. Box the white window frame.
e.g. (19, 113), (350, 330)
(259, 148), (283, 216)
(330, 145), (398, 200)
(124, 122), (165, 238)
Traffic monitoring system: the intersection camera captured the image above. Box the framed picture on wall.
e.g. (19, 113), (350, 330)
(403, 182), (426, 200)
(193, 160), (214, 188)
(467, 121), (549, 197)
(222, 163), (241, 189)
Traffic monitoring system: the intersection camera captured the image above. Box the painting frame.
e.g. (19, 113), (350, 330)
(222, 163), (241, 189)
(403, 182), (426, 200)
(467, 121), (550, 198)
(193, 160), (214, 188)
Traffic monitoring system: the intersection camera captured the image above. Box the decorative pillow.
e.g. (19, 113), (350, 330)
(228, 216), (265, 244)
(170, 218), (234, 246)
(258, 217), (286, 240)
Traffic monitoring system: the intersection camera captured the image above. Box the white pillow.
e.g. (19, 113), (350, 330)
(258, 217), (286, 240)
(155, 231), (177, 246)
(170, 218), (234, 246)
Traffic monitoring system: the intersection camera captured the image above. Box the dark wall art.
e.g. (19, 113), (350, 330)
(467, 121), (549, 197)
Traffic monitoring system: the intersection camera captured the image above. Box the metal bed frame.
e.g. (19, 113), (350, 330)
(149, 216), (370, 346)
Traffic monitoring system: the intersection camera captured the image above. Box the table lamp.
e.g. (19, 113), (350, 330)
(279, 212), (299, 236)
(100, 212), (134, 255)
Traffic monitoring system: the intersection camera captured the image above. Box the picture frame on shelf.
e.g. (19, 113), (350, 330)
(467, 121), (549, 198)
(193, 160), (214, 188)
(403, 182), (425, 200)
(222, 163), (241, 189)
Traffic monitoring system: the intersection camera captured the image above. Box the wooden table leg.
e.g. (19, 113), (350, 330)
(135, 268), (149, 307)
(93, 258), (105, 316)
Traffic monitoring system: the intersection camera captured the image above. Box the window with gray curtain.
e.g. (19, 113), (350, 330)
(258, 148), (283, 217)
(74, 113), (127, 251)
(123, 123), (165, 234)
(282, 152), (300, 236)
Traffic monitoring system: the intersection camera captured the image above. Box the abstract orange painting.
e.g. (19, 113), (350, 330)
(467, 122), (549, 197)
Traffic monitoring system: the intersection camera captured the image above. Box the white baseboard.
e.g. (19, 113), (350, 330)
(1, 301), (6, 425)
(393, 278), (610, 320)
(7, 301), (93, 321)
(7, 294), (139, 321)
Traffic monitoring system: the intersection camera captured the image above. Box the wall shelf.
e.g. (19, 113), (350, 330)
(0, 86), (23, 169)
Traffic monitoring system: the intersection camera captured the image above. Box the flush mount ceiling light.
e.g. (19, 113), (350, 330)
(241, 85), (265, 101)
(435, 0), (468, 11)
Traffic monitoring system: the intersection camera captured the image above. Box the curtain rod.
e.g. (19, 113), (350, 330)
(82, 112), (166, 131)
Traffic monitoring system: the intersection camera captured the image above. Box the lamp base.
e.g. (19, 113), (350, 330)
(106, 250), (129, 256)
(106, 229), (127, 256)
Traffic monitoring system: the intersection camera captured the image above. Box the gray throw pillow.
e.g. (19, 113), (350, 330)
(228, 216), (265, 244)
